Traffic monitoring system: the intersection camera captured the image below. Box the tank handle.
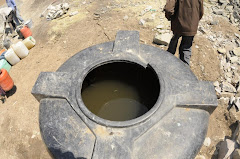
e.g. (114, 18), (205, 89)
(31, 72), (73, 102)
(113, 30), (148, 67)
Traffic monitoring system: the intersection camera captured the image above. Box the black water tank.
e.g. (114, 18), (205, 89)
(32, 31), (217, 159)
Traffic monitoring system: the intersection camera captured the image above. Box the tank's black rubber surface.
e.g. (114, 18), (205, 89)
(32, 31), (217, 159)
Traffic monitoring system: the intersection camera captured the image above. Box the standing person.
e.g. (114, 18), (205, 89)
(0, 7), (15, 33)
(6, 0), (24, 26)
(164, 0), (204, 65)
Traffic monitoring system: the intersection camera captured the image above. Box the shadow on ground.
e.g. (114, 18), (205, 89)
(1, 85), (17, 104)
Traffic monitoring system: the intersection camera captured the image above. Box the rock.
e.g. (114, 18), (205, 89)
(235, 92), (240, 97)
(157, 30), (169, 34)
(231, 74), (240, 84)
(218, 97), (230, 106)
(236, 39), (240, 47)
(214, 81), (220, 87)
(198, 26), (208, 34)
(221, 58), (227, 69)
(208, 35), (215, 42)
(233, 47), (240, 56)
(231, 96), (236, 105)
(229, 107), (240, 121)
(140, 6), (152, 16)
(227, 71), (234, 80)
(231, 64), (238, 70)
(218, 0), (228, 4)
(209, 0), (218, 3)
(234, 97), (240, 110)
(156, 25), (164, 29)
(226, 5), (234, 13)
(223, 62), (231, 72)
(232, 122), (239, 140)
(145, 16), (155, 22)
(46, 3), (69, 20)
(234, 18), (238, 23)
(100, 7), (109, 14)
(69, 11), (79, 17)
(153, 33), (172, 46)
(225, 72), (233, 79)
(62, 3), (69, 10)
(139, 19), (145, 25)
(235, 103), (240, 111)
(123, 15), (129, 21)
(222, 81), (237, 92)
(227, 77), (232, 84)
(219, 92), (235, 98)
(226, 52), (232, 61)
(237, 85), (240, 93)
(218, 139), (236, 159)
(203, 137), (211, 147)
(235, 33), (240, 39)
(233, 10), (240, 20)
(210, 20), (219, 25)
(200, 65), (205, 72)
(230, 56), (239, 63)
(215, 86), (222, 94)
(233, 149), (240, 159)
(220, 2), (228, 9)
(93, 12), (100, 20)
(235, 125), (240, 145)
(195, 155), (206, 159)
(213, 8), (225, 15)
(236, 0), (240, 6)
(230, 14), (236, 24)
(218, 48), (227, 54)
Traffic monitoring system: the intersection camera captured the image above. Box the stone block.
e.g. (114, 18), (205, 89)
(222, 81), (237, 93)
(153, 33), (172, 46)
(233, 47), (240, 56)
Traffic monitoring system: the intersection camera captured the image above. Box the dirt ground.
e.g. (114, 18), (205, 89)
(0, 0), (239, 158)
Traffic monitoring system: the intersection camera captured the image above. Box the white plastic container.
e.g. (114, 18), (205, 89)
(4, 48), (20, 65)
(11, 41), (29, 59)
(22, 36), (36, 50)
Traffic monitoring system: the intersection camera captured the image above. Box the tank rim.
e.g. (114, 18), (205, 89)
(75, 58), (165, 127)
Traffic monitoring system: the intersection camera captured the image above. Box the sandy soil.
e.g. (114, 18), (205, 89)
(0, 0), (239, 158)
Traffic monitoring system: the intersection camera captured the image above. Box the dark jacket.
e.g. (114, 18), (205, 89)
(164, 0), (204, 36)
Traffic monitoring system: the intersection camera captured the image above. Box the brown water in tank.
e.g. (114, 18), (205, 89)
(81, 80), (148, 121)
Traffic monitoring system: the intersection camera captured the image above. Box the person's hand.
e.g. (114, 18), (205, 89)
(165, 12), (171, 21)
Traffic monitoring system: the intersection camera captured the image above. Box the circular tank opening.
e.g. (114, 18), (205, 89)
(81, 61), (160, 121)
